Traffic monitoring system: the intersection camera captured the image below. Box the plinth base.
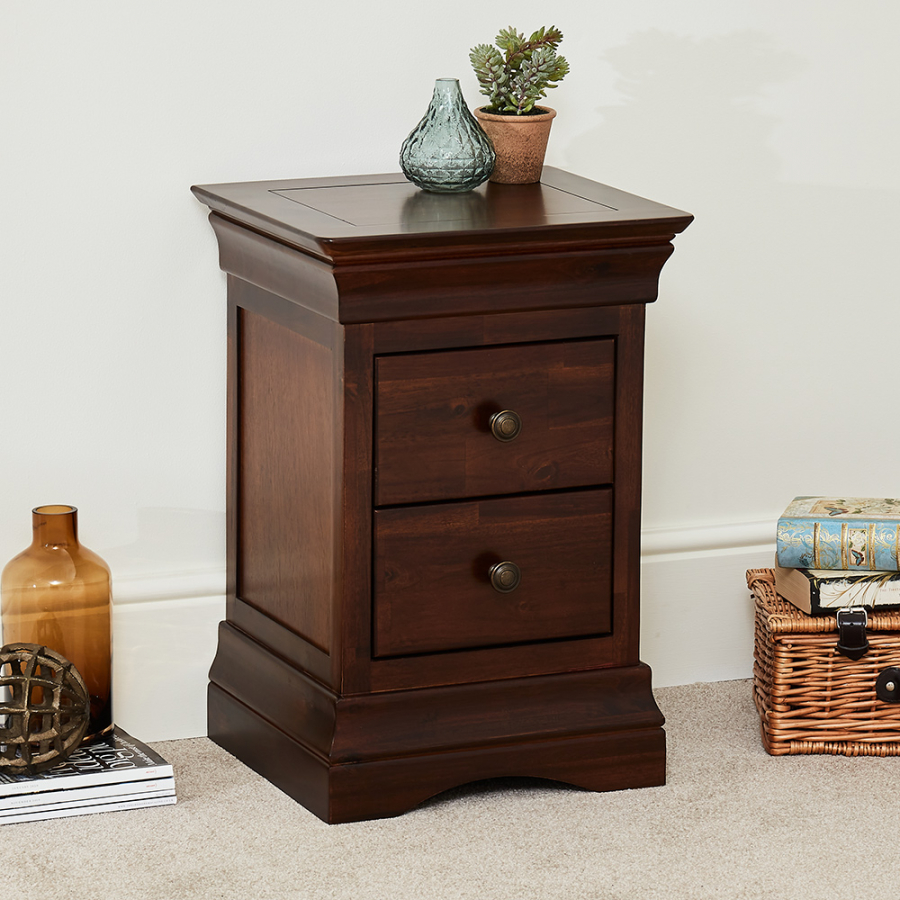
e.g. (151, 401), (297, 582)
(208, 628), (665, 824)
(210, 685), (664, 823)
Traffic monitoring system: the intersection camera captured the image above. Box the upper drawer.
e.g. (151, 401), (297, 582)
(374, 339), (615, 506)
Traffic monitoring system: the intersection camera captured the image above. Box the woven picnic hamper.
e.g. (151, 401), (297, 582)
(749, 568), (900, 756)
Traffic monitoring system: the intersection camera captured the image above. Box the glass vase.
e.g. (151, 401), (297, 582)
(400, 78), (495, 193)
(1, 505), (112, 740)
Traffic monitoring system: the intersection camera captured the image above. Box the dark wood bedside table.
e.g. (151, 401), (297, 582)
(192, 168), (692, 823)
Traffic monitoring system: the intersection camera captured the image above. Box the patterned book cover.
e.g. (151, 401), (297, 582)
(776, 497), (900, 571)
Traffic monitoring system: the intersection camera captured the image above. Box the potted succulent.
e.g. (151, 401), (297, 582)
(470, 26), (569, 184)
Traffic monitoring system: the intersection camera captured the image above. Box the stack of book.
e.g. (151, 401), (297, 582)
(0, 726), (175, 825)
(775, 496), (900, 614)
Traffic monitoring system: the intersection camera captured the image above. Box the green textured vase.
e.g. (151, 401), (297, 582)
(400, 78), (495, 193)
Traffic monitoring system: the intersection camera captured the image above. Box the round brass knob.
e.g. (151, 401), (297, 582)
(490, 410), (522, 442)
(489, 561), (521, 593)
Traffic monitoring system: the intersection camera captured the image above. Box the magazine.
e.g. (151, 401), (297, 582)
(0, 793), (177, 825)
(0, 727), (174, 798)
(1, 776), (176, 812)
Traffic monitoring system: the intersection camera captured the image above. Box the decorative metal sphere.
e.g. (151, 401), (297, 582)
(0, 643), (90, 775)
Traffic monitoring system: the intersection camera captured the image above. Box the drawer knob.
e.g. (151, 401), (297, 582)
(490, 409), (522, 442)
(489, 561), (521, 593)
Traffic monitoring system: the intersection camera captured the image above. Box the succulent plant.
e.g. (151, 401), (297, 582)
(470, 26), (570, 115)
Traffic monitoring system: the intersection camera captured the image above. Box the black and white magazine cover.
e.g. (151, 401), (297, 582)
(0, 726), (175, 799)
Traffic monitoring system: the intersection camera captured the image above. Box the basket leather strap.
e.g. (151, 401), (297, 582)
(836, 608), (870, 660)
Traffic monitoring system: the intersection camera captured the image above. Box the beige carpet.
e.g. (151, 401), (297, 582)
(3, 679), (899, 899)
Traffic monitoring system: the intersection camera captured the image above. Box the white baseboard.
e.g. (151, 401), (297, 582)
(109, 521), (775, 741)
(641, 519), (772, 557)
(639, 519), (775, 688)
(640, 545), (774, 688)
(112, 593), (225, 743)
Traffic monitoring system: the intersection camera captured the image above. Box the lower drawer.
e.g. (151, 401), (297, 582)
(373, 489), (613, 657)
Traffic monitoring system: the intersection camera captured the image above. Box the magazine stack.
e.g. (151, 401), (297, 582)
(775, 496), (900, 615)
(0, 726), (175, 825)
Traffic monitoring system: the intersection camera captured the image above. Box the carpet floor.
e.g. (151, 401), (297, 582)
(2, 679), (898, 899)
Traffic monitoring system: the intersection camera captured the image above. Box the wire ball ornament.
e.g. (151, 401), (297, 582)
(0, 643), (91, 775)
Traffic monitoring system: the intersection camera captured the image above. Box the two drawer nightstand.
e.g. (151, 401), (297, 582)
(192, 168), (692, 823)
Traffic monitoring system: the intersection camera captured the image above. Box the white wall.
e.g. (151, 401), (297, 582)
(3, 1), (899, 740)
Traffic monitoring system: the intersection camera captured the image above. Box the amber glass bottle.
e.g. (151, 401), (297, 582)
(1, 505), (112, 739)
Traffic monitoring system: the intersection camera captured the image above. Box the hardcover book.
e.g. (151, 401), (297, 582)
(776, 497), (900, 571)
(774, 564), (900, 615)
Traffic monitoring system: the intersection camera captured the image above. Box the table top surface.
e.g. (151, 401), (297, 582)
(192, 168), (692, 264)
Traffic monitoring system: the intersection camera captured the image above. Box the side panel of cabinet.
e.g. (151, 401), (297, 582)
(609, 302), (646, 665)
(226, 278), (342, 688)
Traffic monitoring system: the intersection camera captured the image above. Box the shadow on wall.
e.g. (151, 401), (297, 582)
(101, 507), (226, 602)
(568, 29), (804, 203)
(566, 29), (900, 517)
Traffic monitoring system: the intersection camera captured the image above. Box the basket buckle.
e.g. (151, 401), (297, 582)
(836, 606), (870, 660)
(876, 667), (900, 703)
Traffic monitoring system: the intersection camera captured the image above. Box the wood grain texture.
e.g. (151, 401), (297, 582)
(371, 305), (625, 355)
(332, 664), (662, 762)
(225, 281), (239, 613)
(330, 243), (674, 323)
(236, 307), (335, 653)
(195, 169), (692, 823)
(325, 727), (666, 824)
(208, 684), (333, 822)
(227, 597), (332, 687)
(367, 630), (622, 694)
(209, 620), (662, 762)
(193, 168), (693, 265)
(210, 214), (340, 321)
(374, 490), (613, 656)
(198, 170), (691, 324)
(210, 622), (337, 759)
(609, 303), (647, 664)
(337, 324), (375, 693)
(374, 340), (614, 505)
(209, 682), (665, 824)
(211, 211), (675, 323)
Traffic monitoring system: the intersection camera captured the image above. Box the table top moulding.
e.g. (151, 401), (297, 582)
(190, 167), (693, 266)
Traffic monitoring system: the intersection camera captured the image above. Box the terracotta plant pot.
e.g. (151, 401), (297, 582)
(473, 107), (557, 184)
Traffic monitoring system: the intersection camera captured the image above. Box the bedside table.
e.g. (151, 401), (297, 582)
(192, 168), (692, 823)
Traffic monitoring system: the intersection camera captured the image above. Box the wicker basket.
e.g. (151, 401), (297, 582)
(750, 568), (900, 756)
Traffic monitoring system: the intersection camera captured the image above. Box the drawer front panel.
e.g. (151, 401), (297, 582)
(373, 490), (613, 657)
(374, 340), (615, 506)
